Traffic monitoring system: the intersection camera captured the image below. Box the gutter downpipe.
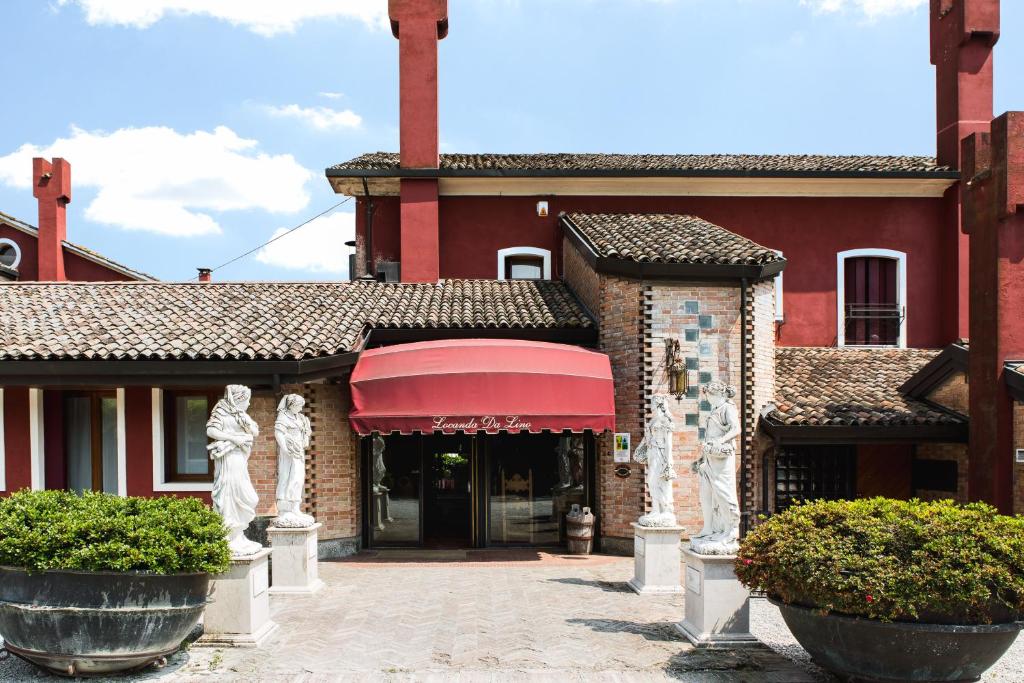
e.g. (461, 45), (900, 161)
(361, 178), (376, 280)
(739, 277), (748, 536)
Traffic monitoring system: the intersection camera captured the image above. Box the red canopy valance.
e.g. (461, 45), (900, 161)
(348, 339), (615, 435)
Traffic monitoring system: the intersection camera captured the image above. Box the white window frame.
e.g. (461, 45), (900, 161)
(774, 250), (784, 322)
(0, 237), (22, 270)
(29, 388), (44, 490)
(497, 246), (551, 280)
(0, 389), (5, 492)
(151, 388), (214, 492)
(836, 248), (907, 349)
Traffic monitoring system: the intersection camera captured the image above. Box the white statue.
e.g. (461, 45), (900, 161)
(371, 434), (393, 529)
(690, 381), (742, 555)
(633, 396), (677, 527)
(272, 394), (315, 528)
(206, 385), (262, 556)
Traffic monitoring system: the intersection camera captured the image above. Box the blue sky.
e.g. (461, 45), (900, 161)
(0, 0), (1020, 281)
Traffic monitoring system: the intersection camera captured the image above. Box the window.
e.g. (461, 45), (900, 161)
(64, 391), (119, 494)
(774, 250), (784, 321)
(0, 238), (21, 270)
(837, 249), (906, 348)
(774, 445), (856, 512)
(497, 247), (551, 280)
(163, 389), (218, 482)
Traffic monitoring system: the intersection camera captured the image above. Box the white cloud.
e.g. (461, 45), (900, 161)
(0, 125), (312, 237)
(319, 92), (344, 100)
(799, 0), (927, 19)
(255, 211), (354, 275)
(263, 104), (362, 131)
(57, 0), (388, 36)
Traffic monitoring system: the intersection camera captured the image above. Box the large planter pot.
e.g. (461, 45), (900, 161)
(0, 566), (209, 676)
(771, 598), (1023, 682)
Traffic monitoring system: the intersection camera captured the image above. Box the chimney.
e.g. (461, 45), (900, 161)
(32, 158), (71, 282)
(929, 0), (999, 341)
(962, 111), (1024, 513)
(389, 0), (447, 283)
(197, 267), (212, 282)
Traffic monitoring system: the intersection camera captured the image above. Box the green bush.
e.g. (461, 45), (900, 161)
(0, 489), (231, 575)
(735, 497), (1024, 624)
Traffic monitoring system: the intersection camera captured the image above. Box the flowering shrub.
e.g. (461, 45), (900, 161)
(0, 489), (230, 574)
(735, 498), (1024, 624)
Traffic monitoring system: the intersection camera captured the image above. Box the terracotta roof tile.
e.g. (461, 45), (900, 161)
(563, 213), (783, 266)
(330, 152), (954, 176)
(0, 280), (593, 362)
(770, 347), (964, 427)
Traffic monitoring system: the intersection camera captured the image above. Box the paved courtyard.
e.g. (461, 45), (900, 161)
(2, 551), (1023, 681)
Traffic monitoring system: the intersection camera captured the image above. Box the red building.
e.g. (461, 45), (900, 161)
(0, 0), (1020, 556)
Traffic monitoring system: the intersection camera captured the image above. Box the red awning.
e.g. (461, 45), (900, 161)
(349, 339), (615, 435)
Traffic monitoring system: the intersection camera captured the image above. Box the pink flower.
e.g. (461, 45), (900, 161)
(743, 559), (753, 565)
(866, 594), (874, 603)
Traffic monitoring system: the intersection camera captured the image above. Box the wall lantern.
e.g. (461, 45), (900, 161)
(665, 338), (689, 401)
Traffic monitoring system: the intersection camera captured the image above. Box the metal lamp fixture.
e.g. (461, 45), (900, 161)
(664, 338), (689, 400)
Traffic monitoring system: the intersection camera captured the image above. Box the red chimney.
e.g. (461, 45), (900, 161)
(962, 111), (1024, 513)
(389, 0), (447, 283)
(197, 267), (212, 282)
(929, 0), (999, 340)
(32, 157), (71, 282)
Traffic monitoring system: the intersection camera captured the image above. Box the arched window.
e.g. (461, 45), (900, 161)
(0, 238), (22, 270)
(837, 248), (907, 348)
(497, 247), (551, 280)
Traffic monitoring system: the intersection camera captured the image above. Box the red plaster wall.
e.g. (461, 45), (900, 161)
(359, 194), (951, 347)
(2, 388), (31, 492)
(0, 224), (136, 282)
(43, 391), (66, 490)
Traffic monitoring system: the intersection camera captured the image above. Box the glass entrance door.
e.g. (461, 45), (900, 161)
(423, 434), (473, 548)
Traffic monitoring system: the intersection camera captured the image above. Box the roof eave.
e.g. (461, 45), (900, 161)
(1005, 363), (1024, 402)
(326, 167), (961, 181)
(761, 419), (968, 444)
(898, 342), (970, 398)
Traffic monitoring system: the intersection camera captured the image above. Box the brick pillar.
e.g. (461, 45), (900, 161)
(32, 158), (71, 282)
(962, 111), (1024, 513)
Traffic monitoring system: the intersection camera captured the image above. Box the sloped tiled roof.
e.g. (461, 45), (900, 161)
(769, 347), (965, 427)
(0, 280), (593, 361)
(562, 213), (784, 266)
(329, 152), (955, 176)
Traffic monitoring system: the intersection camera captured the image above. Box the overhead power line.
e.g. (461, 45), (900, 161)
(188, 197), (353, 280)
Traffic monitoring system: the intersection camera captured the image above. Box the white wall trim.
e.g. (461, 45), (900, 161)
(0, 389), (6, 492)
(116, 388), (127, 496)
(28, 388), (44, 490)
(497, 246), (552, 280)
(151, 388), (213, 493)
(836, 248), (907, 349)
(0, 237), (22, 270)
(774, 249), (784, 322)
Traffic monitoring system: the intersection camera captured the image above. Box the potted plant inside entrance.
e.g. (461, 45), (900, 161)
(735, 497), (1024, 682)
(0, 489), (230, 676)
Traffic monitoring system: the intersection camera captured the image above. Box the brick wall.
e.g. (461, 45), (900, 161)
(247, 390), (281, 517)
(644, 283), (743, 535)
(745, 280), (776, 524)
(915, 442), (969, 503)
(1014, 402), (1024, 514)
(562, 235), (600, 319)
(927, 373), (969, 416)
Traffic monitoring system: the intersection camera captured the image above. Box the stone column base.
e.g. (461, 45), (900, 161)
(198, 548), (278, 648)
(627, 523), (683, 594)
(675, 548), (759, 648)
(268, 522), (325, 595)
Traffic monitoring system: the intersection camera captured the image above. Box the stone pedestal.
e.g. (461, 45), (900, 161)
(268, 522), (324, 595)
(627, 523), (683, 594)
(199, 548), (278, 647)
(675, 548), (759, 648)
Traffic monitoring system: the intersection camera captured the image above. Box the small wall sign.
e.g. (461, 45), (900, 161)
(614, 432), (631, 463)
(1016, 449), (1024, 464)
(614, 465), (631, 479)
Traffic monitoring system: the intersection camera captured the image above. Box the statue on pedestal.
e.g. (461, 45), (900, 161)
(206, 385), (263, 556)
(371, 434), (393, 530)
(272, 394), (315, 528)
(690, 381), (742, 555)
(554, 435), (585, 492)
(634, 395), (677, 527)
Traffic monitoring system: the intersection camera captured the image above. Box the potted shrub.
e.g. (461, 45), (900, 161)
(0, 489), (230, 676)
(736, 498), (1024, 682)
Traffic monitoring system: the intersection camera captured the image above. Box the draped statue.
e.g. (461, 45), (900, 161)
(272, 394), (315, 528)
(206, 385), (262, 556)
(633, 395), (677, 527)
(690, 381), (742, 555)
(372, 434), (393, 530)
